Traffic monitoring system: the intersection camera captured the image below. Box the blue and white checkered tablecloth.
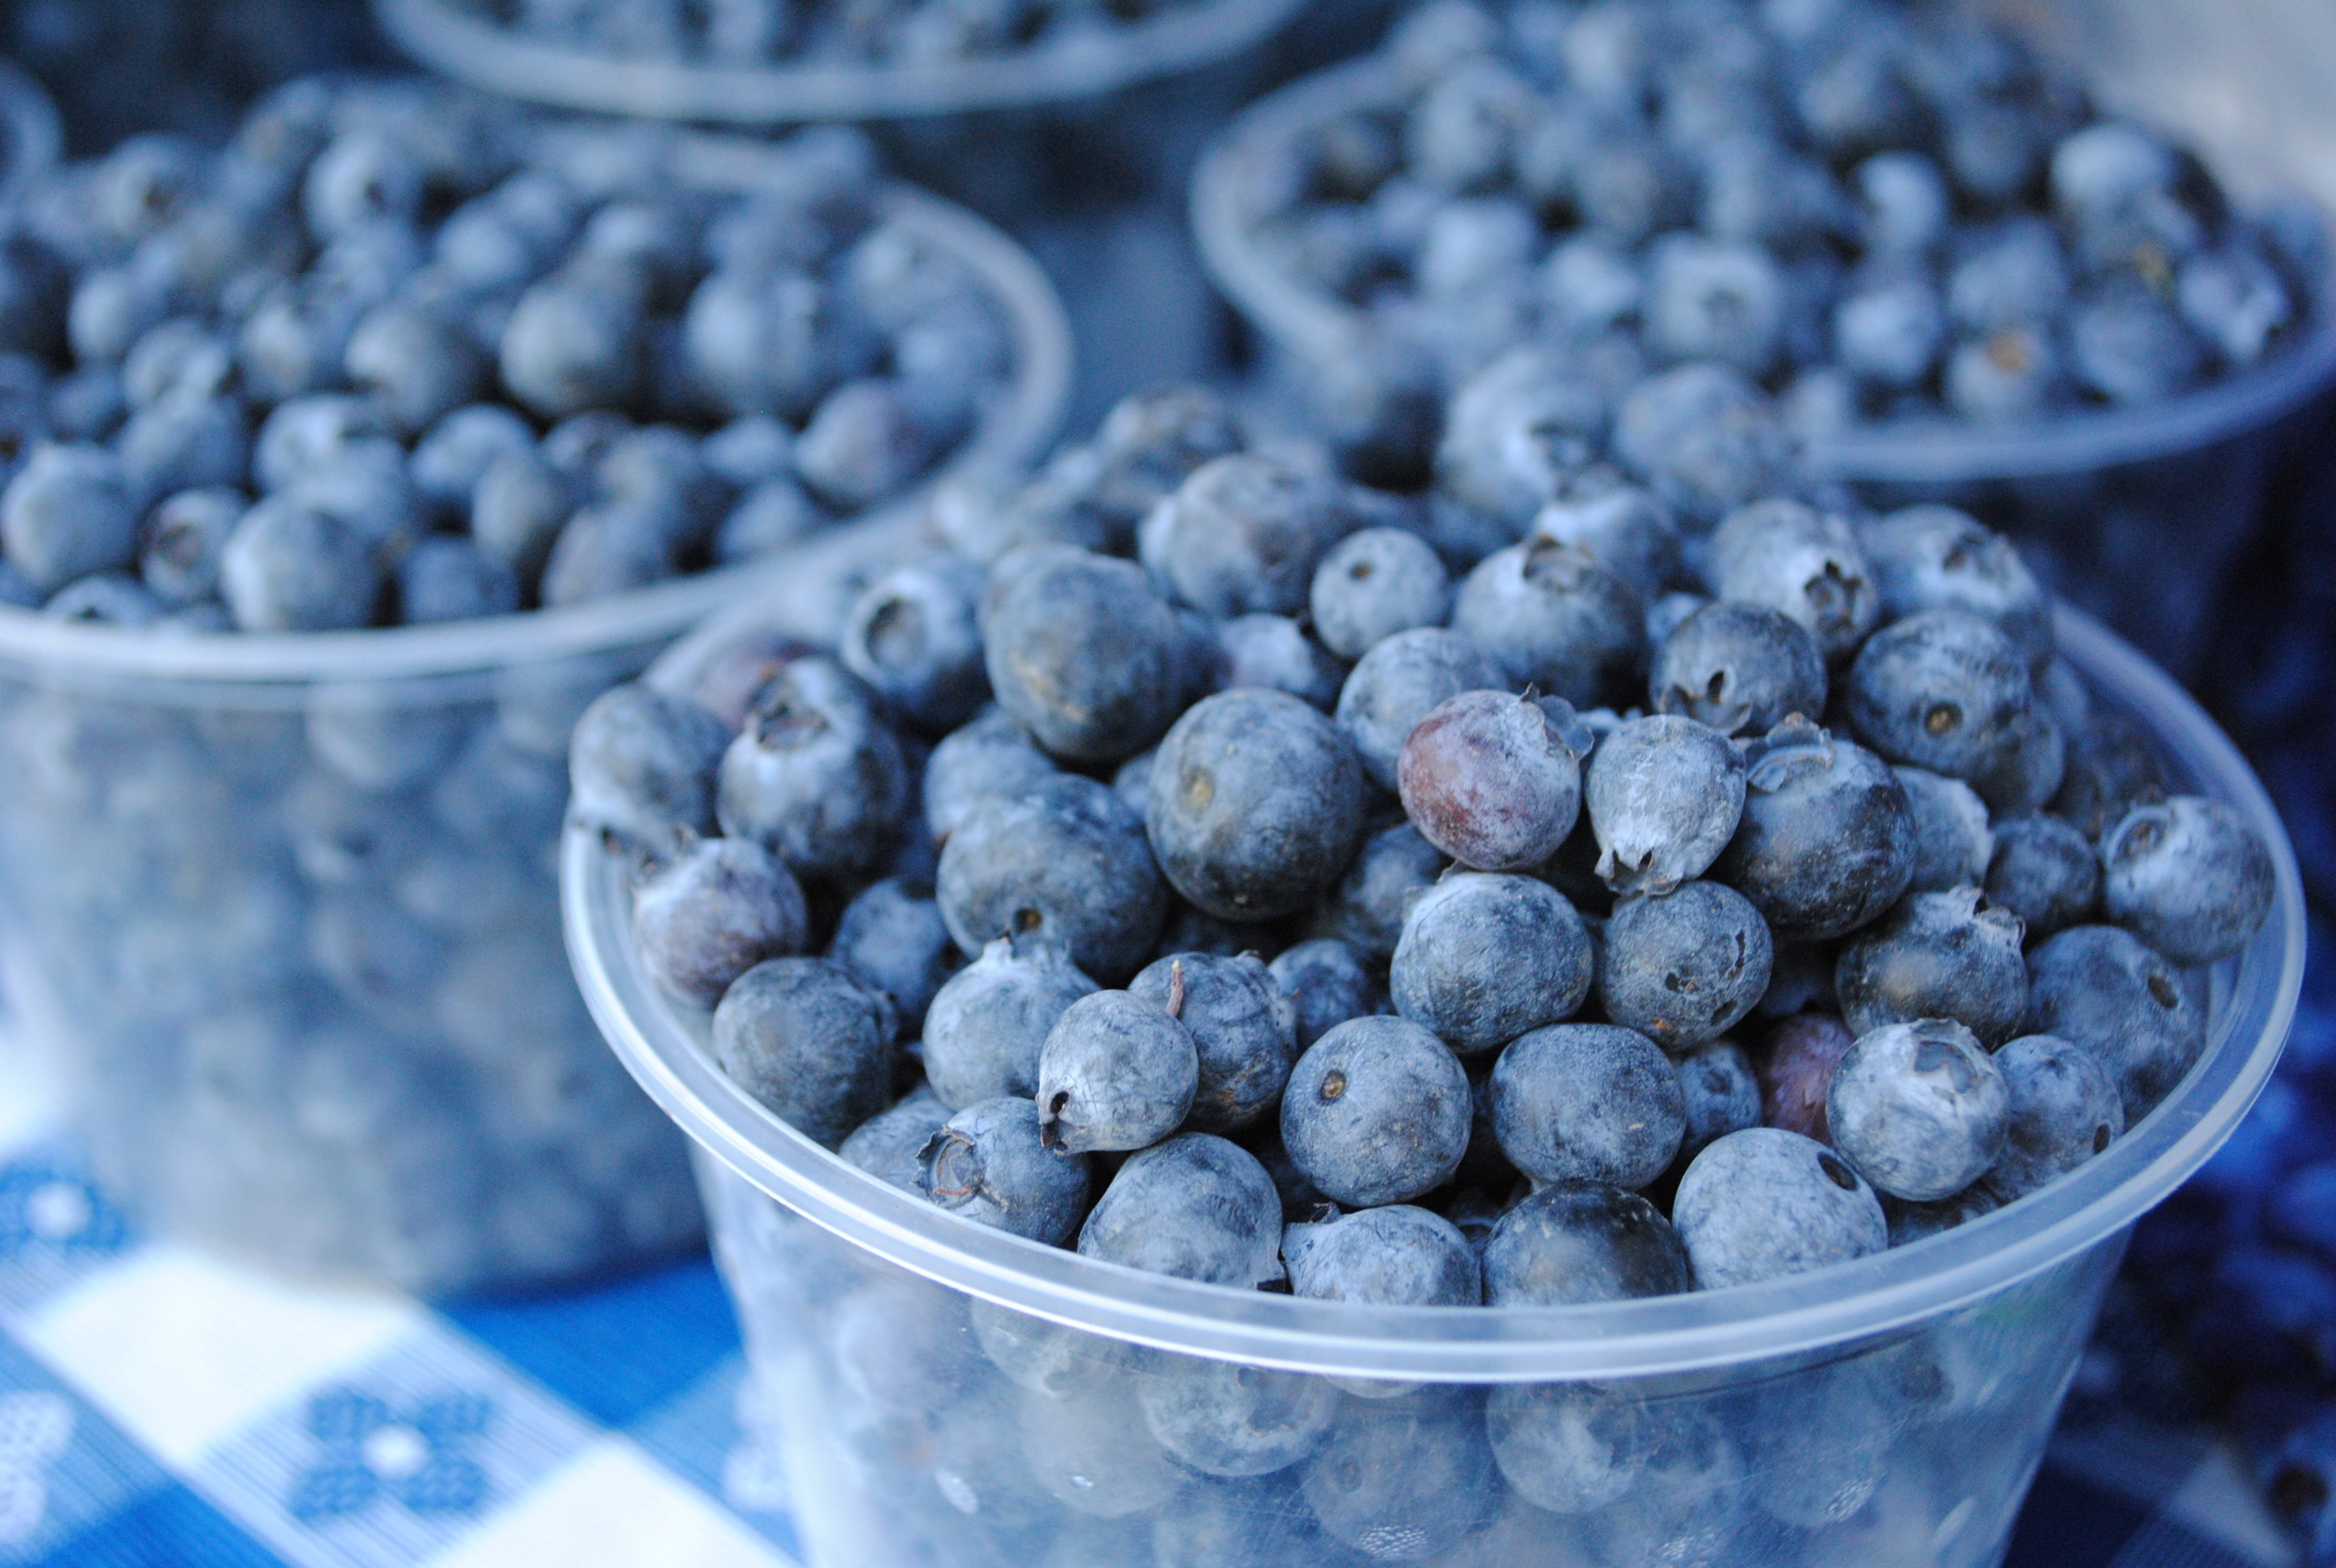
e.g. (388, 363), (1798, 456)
(0, 1046), (2299, 1568)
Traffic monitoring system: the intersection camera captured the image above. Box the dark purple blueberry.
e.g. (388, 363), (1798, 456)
(1984, 815), (2100, 939)
(1714, 716), (1915, 940)
(936, 774), (1167, 985)
(983, 547), (1187, 765)
(2101, 794), (2276, 965)
(1758, 1012), (1856, 1142)
(1037, 990), (1201, 1154)
(920, 1096), (1092, 1245)
(1673, 1128), (1888, 1288)
(1835, 887), (2029, 1046)
(1398, 689), (1581, 872)
(1598, 881), (1774, 1049)
(632, 834), (807, 1009)
(1827, 1018), (2010, 1201)
(1650, 600), (1828, 738)
(1980, 1033), (2124, 1203)
(1281, 1015), (1470, 1207)
(1491, 1023), (1684, 1190)
(1313, 819), (1449, 961)
(1482, 1181), (1690, 1305)
(1845, 608), (2038, 791)
(1129, 952), (1297, 1135)
(1391, 872), (1593, 1054)
(711, 956), (898, 1149)
(1147, 689), (1370, 924)
(1675, 1040), (1763, 1161)
(829, 877), (959, 1035)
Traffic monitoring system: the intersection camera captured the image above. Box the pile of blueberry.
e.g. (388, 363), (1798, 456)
(0, 78), (1010, 630)
(1236, 0), (2316, 435)
(461, 0), (1216, 69)
(578, 373), (2276, 1314)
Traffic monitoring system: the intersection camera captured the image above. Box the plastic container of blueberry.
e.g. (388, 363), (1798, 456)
(1190, 0), (2336, 675)
(372, 0), (1310, 123)
(0, 109), (1071, 1299)
(561, 535), (2301, 1564)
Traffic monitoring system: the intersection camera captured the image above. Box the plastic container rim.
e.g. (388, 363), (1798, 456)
(1187, 52), (2336, 488)
(373, 0), (1309, 124)
(561, 599), (2305, 1382)
(0, 159), (1074, 688)
(0, 61), (60, 206)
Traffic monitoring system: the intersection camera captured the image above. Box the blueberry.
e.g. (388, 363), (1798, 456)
(1584, 713), (1746, 897)
(1450, 538), (1644, 710)
(44, 572), (161, 624)
(1391, 873), (1593, 1054)
(1599, 882), (1775, 1050)
(1299, 1389), (1499, 1562)
(632, 835), (807, 1009)
(398, 536), (521, 624)
(1979, 1032), (2124, 1203)
(920, 931), (1096, 1109)
(1673, 1127), (1888, 1288)
(1858, 506), (2054, 671)
(1137, 1358), (1340, 1478)
(1490, 1022), (1685, 1191)
(984, 548), (1187, 765)
(1835, 267), (1946, 389)
(2177, 242), (2293, 366)
(1895, 765), (1994, 895)
(1650, 600), (1827, 738)
(500, 268), (644, 420)
(1835, 886), (2029, 1046)
(1845, 609), (2034, 786)
(1984, 814), (2099, 940)
(1309, 527), (1452, 661)
(1946, 326), (2064, 423)
(971, 1294), (1124, 1399)
(1706, 500), (1879, 665)
(2067, 278), (2207, 407)
(1715, 716), (1915, 940)
(2101, 794), (2276, 966)
(937, 774), (1167, 985)
(1335, 627), (1504, 792)
(1828, 1018), (2010, 1203)
(1395, 689), (1581, 874)
(2, 442), (137, 593)
(471, 447), (574, 587)
(1612, 363), (1789, 528)
(1138, 453), (1355, 620)
(1674, 1040), (1764, 1161)
(1285, 1203), (1480, 1307)
(1147, 689), (1370, 924)
(1151, 1474), (1352, 1568)
(916, 711), (1047, 844)
(1529, 485), (1682, 607)
(919, 1095), (1091, 1245)
(1948, 218), (2073, 334)
(1216, 614), (1345, 711)
(794, 378), (936, 512)
(1883, 1185), (2002, 1247)
(841, 557), (987, 734)
(1313, 820), (1448, 963)
(715, 478), (825, 565)
(217, 498), (381, 632)
(830, 878), (959, 1036)
(717, 657), (909, 879)
(569, 682), (733, 852)
(1036, 990), (1200, 1154)
(538, 500), (683, 607)
(1281, 1015), (1470, 1207)
(411, 404), (534, 520)
(1646, 236), (1786, 375)
(1269, 939), (1381, 1053)
(712, 956), (898, 1148)
(1482, 1181), (1691, 1305)
(1017, 1378), (1183, 1519)
(840, 1086), (953, 1193)
(2052, 703), (2168, 840)
(340, 301), (486, 439)
(1486, 1382), (1654, 1514)
(1128, 952), (1297, 1135)
(1436, 347), (1609, 528)
(1854, 150), (1950, 255)
(2026, 924), (2207, 1123)
(1077, 1132), (1283, 1287)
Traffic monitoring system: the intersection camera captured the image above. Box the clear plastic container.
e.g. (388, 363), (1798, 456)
(1188, 6), (2336, 677)
(371, 0), (1309, 124)
(562, 598), (2303, 1568)
(0, 159), (1071, 1299)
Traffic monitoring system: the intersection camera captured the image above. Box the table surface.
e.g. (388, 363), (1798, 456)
(0, 1055), (2295, 1568)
